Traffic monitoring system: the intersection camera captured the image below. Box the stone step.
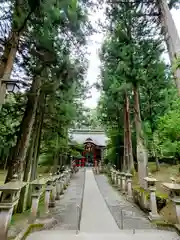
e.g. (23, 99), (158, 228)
(27, 229), (180, 240)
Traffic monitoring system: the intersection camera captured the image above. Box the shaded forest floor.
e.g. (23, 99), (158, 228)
(132, 162), (180, 224)
(0, 165), (51, 184)
(132, 162), (180, 195)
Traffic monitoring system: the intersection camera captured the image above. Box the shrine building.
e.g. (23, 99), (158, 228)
(69, 129), (108, 167)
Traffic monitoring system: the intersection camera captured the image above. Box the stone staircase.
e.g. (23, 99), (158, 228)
(27, 229), (180, 240)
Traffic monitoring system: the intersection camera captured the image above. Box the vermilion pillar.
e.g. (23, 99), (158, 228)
(81, 151), (86, 167)
(94, 149), (96, 167)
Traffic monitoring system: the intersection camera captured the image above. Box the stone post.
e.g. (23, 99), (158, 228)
(60, 174), (65, 193)
(144, 177), (160, 221)
(49, 175), (58, 208)
(63, 171), (67, 186)
(55, 175), (61, 200)
(163, 182), (180, 224)
(112, 170), (115, 184)
(125, 173), (128, 192)
(118, 172), (122, 190)
(97, 165), (100, 175)
(126, 173), (133, 200)
(149, 187), (159, 220)
(44, 178), (53, 213)
(30, 177), (45, 221)
(69, 168), (72, 179)
(119, 172), (126, 194)
(117, 173), (121, 189)
(0, 174), (26, 240)
(115, 171), (119, 185)
(99, 161), (102, 173)
(111, 169), (114, 182)
(68, 169), (71, 183)
(64, 170), (69, 186)
(65, 170), (69, 184)
(67, 169), (70, 184)
(113, 170), (116, 184)
(170, 177), (176, 184)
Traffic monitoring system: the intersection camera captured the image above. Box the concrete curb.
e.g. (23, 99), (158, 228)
(13, 218), (57, 240)
(155, 222), (180, 235)
(77, 168), (86, 231)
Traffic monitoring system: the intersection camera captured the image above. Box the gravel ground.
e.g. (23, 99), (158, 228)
(50, 168), (85, 231)
(95, 174), (156, 230)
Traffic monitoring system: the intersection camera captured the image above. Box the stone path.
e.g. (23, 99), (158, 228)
(80, 169), (120, 233)
(51, 168), (85, 230)
(27, 169), (180, 240)
(94, 174), (155, 229)
(27, 229), (180, 240)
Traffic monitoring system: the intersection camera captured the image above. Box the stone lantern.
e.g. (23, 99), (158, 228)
(30, 177), (46, 221)
(49, 175), (59, 208)
(64, 170), (69, 186)
(44, 175), (54, 213)
(119, 172), (126, 194)
(55, 173), (61, 200)
(125, 173), (133, 199)
(163, 182), (180, 224)
(144, 176), (160, 221)
(110, 168), (114, 182)
(60, 173), (65, 192)
(113, 170), (117, 184)
(117, 172), (121, 189)
(67, 169), (71, 183)
(0, 174), (26, 240)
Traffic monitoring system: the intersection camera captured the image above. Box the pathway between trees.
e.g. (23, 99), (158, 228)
(80, 169), (120, 233)
(27, 169), (180, 240)
(95, 173), (154, 229)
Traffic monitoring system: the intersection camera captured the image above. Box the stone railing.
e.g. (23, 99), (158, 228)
(109, 169), (163, 220)
(162, 181), (180, 224)
(108, 166), (180, 226)
(110, 169), (131, 197)
(0, 168), (72, 240)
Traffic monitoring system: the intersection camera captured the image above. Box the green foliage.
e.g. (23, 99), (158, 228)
(0, 0), (94, 173)
(0, 94), (26, 166)
(153, 98), (180, 157)
(97, 1), (176, 169)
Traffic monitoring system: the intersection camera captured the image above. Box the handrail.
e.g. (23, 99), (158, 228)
(120, 205), (135, 234)
(76, 168), (86, 234)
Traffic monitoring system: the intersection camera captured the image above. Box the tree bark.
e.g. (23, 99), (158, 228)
(123, 97), (128, 172)
(5, 76), (41, 183)
(17, 92), (45, 213)
(159, 0), (180, 95)
(125, 92), (134, 172)
(16, 135), (35, 213)
(0, 0), (41, 107)
(31, 92), (45, 181)
(133, 85), (148, 187)
(26, 94), (45, 209)
(0, 33), (19, 106)
(53, 134), (59, 174)
(152, 140), (160, 171)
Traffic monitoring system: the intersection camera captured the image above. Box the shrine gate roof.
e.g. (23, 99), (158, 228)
(69, 129), (108, 147)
